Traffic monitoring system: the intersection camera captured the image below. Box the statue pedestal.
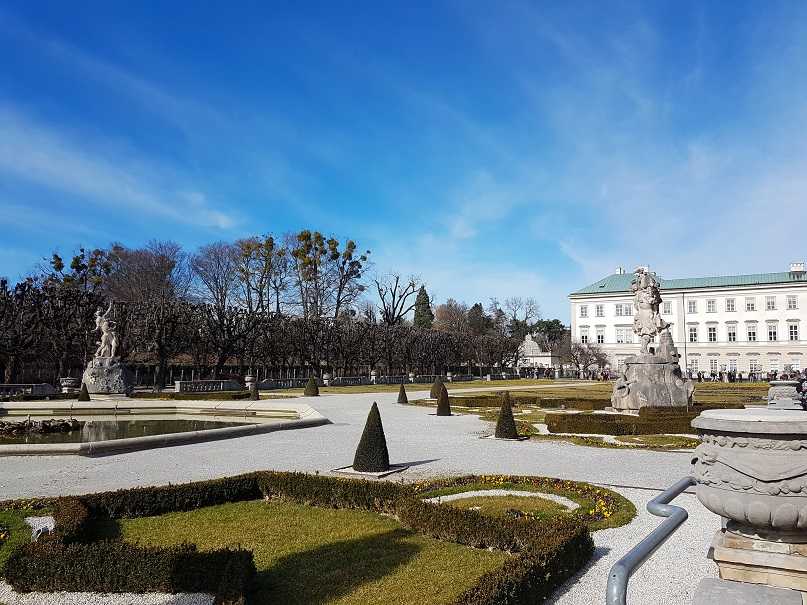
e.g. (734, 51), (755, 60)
(611, 353), (693, 411)
(712, 527), (807, 592)
(82, 357), (133, 395)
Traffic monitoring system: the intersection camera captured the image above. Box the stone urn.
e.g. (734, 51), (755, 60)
(59, 377), (79, 394)
(768, 380), (803, 410)
(692, 409), (807, 590)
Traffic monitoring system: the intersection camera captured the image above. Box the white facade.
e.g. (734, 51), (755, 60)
(569, 264), (807, 375)
(519, 333), (561, 368)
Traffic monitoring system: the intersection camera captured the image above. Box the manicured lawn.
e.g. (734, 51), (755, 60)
(104, 500), (508, 605)
(445, 494), (568, 519)
(274, 378), (562, 395)
(0, 510), (34, 574)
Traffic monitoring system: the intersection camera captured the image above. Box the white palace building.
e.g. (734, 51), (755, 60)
(569, 262), (807, 376)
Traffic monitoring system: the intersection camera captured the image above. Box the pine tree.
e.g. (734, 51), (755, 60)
(304, 375), (319, 396)
(430, 376), (444, 399)
(77, 383), (90, 402)
(494, 391), (519, 439)
(397, 383), (408, 404)
(352, 402), (390, 472)
(413, 286), (434, 328)
(436, 384), (452, 416)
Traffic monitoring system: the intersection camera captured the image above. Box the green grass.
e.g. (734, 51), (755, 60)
(0, 509), (34, 573)
(99, 499), (508, 605)
(444, 494), (568, 520)
(614, 435), (700, 448)
(274, 378), (561, 395)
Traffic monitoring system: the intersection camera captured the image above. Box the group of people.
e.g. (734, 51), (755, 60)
(686, 369), (807, 383)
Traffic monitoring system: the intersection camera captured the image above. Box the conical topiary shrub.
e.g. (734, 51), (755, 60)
(304, 375), (319, 396)
(430, 376), (444, 399)
(436, 384), (452, 416)
(495, 391), (519, 439)
(352, 402), (390, 472)
(77, 383), (90, 402)
(397, 383), (408, 404)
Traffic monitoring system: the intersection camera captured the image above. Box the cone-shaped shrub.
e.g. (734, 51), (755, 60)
(429, 376), (444, 399)
(494, 391), (519, 439)
(77, 383), (90, 402)
(436, 384), (452, 416)
(249, 381), (259, 401)
(303, 376), (319, 396)
(397, 383), (408, 404)
(352, 402), (390, 472)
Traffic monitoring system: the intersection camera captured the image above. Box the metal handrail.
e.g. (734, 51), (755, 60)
(605, 476), (696, 605)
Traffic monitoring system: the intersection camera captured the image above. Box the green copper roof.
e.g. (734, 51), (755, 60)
(571, 271), (807, 296)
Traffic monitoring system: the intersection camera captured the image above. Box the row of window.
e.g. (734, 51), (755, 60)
(580, 323), (801, 344)
(685, 357), (801, 374)
(579, 295), (800, 318)
(688, 323), (799, 343)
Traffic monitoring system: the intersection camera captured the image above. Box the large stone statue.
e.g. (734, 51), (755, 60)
(611, 267), (693, 411)
(82, 302), (133, 395)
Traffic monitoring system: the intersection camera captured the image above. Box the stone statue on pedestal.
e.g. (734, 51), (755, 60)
(611, 267), (694, 411)
(82, 302), (133, 395)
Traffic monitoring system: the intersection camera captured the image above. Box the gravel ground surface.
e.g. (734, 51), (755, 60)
(0, 384), (717, 604)
(422, 489), (580, 510)
(0, 582), (213, 605)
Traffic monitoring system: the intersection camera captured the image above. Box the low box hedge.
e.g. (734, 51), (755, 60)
(2, 470), (597, 605)
(538, 398), (611, 410)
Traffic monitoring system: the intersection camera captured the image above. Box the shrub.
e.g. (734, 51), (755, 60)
(352, 402), (390, 472)
(77, 383), (90, 402)
(494, 392), (519, 439)
(545, 411), (701, 435)
(436, 384), (452, 416)
(397, 383), (408, 404)
(303, 376), (319, 396)
(430, 377), (444, 399)
(50, 498), (90, 544)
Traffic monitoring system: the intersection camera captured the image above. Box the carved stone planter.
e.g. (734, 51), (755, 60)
(768, 380), (803, 410)
(692, 409), (807, 591)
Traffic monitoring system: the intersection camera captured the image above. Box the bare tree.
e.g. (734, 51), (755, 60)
(374, 273), (419, 325)
(433, 298), (469, 333)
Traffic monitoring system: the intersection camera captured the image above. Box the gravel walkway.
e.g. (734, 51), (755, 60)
(0, 385), (717, 604)
(0, 582), (213, 605)
(423, 488), (580, 510)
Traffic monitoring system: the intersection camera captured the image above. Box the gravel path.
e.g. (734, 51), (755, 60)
(422, 489), (580, 510)
(0, 385), (717, 604)
(0, 582), (213, 605)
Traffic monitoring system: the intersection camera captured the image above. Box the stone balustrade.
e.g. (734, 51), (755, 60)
(174, 380), (242, 393)
(0, 383), (57, 397)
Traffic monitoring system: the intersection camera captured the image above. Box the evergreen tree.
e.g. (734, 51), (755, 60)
(352, 402), (390, 472)
(413, 286), (434, 328)
(436, 384), (452, 416)
(304, 375), (319, 396)
(494, 391), (519, 439)
(397, 383), (408, 404)
(77, 383), (91, 402)
(430, 376), (444, 399)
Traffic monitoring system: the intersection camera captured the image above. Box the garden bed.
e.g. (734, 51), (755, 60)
(0, 471), (633, 605)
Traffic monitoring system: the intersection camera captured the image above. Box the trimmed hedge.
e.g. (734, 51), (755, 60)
(352, 402), (390, 472)
(494, 393), (519, 439)
(539, 398), (611, 410)
(545, 404), (743, 435)
(2, 470), (600, 605)
(303, 376), (319, 396)
(5, 541), (254, 602)
(77, 384), (90, 402)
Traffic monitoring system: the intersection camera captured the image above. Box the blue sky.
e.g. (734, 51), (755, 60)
(1, 1), (806, 321)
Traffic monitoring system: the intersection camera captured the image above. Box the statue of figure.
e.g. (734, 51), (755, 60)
(631, 267), (668, 354)
(94, 302), (119, 358)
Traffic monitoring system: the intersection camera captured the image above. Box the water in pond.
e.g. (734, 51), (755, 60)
(0, 419), (250, 444)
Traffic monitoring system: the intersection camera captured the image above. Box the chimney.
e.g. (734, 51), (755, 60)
(615, 266), (626, 275)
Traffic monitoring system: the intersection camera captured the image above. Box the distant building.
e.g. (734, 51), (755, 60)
(518, 333), (563, 371)
(569, 262), (807, 375)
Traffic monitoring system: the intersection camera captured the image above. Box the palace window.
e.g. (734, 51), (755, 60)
(792, 359), (802, 371)
(729, 358), (737, 372)
(687, 300), (697, 314)
(787, 295), (798, 310)
(662, 301), (672, 314)
(766, 296), (776, 311)
(615, 303), (632, 317)
(727, 326), (737, 342)
(746, 297), (756, 312)
(689, 358), (699, 372)
(689, 327), (698, 343)
(768, 325), (778, 342)
(596, 328), (605, 344)
(595, 304), (604, 318)
(615, 328), (625, 344)
(710, 359), (719, 373)
(749, 359), (761, 373)
(726, 298), (736, 312)
(707, 300), (716, 313)
(747, 326), (757, 342)
(708, 326), (717, 342)
(790, 324), (800, 341)
(579, 305), (588, 318)
(770, 359), (780, 372)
